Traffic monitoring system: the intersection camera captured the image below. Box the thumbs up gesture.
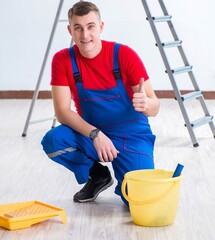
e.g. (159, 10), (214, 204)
(132, 78), (148, 113)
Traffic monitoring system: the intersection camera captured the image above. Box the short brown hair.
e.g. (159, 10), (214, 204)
(68, 1), (101, 22)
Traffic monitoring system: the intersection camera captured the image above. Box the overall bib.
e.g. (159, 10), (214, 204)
(41, 43), (155, 201)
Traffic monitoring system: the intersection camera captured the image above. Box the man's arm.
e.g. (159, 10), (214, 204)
(132, 78), (160, 117)
(52, 85), (96, 137)
(52, 85), (119, 162)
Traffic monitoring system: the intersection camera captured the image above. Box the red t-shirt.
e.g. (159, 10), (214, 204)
(51, 40), (149, 115)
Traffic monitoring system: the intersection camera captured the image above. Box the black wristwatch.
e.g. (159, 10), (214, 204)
(89, 129), (100, 140)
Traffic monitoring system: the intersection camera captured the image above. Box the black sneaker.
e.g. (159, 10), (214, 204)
(73, 166), (114, 203)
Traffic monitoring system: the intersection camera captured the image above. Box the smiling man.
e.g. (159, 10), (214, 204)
(41, 1), (160, 205)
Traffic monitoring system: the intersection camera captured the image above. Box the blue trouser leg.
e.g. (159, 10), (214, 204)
(41, 124), (155, 205)
(41, 125), (98, 184)
(110, 129), (155, 204)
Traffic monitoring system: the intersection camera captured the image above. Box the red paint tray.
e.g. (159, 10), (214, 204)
(0, 200), (67, 230)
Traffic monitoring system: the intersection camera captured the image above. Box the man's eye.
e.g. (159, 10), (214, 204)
(74, 27), (82, 31)
(88, 25), (94, 30)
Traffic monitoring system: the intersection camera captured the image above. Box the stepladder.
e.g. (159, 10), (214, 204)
(140, 0), (215, 147)
(22, 0), (73, 137)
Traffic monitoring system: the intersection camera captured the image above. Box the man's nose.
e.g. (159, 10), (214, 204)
(82, 28), (89, 38)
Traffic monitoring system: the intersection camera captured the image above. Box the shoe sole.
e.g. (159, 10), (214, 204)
(73, 178), (114, 203)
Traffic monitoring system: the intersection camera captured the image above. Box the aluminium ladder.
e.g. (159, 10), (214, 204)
(141, 0), (215, 147)
(22, 0), (74, 137)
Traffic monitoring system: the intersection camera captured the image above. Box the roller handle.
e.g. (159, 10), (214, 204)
(172, 164), (184, 178)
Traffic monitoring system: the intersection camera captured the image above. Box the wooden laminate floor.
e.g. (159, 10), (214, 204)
(0, 99), (215, 240)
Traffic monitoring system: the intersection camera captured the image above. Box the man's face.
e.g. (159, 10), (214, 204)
(68, 11), (104, 58)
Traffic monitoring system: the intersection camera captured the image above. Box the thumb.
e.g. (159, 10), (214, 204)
(139, 78), (145, 93)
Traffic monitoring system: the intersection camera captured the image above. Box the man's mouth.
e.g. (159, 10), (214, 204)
(81, 40), (92, 44)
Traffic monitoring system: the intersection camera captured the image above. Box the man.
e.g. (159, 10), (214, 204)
(41, 1), (160, 204)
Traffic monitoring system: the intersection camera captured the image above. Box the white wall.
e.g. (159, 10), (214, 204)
(0, 0), (215, 91)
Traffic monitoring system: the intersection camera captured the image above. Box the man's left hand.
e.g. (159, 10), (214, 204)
(132, 78), (148, 113)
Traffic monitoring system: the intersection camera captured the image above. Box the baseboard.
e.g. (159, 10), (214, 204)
(0, 91), (52, 99)
(0, 90), (214, 99)
(154, 90), (215, 99)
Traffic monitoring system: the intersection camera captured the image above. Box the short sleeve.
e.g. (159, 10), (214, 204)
(118, 45), (149, 87)
(51, 49), (70, 86)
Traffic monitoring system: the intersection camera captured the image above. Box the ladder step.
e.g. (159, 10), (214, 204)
(169, 66), (193, 74)
(181, 91), (202, 101)
(190, 116), (213, 129)
(58, 19), (67, 22)
(158, 40), (182, 48)
(151, 15), (172, 22)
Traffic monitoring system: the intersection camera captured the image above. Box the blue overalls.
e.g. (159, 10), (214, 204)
(41, 43), (155, 203)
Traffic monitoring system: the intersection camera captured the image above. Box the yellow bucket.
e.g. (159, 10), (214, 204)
(121, 169), (182, 227)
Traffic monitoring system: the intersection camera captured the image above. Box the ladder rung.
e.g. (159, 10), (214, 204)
(30, 117), (56, 125)
(150, 15), (172, 22)
(190, 116), (213, 129)
(170, 66), (193, 74)
(58, 19), (67, 22)
(158, 40), (182, 48)
(181, 91), (202, 101)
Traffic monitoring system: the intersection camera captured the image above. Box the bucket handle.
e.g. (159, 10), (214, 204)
(121, 178), (179, 205)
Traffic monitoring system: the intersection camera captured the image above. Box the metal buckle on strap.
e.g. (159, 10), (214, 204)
(113, 69), (121, 79)
(73, 72), (82, 82)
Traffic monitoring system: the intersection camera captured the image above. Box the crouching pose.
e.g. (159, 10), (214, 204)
(41, 1), (160, 205)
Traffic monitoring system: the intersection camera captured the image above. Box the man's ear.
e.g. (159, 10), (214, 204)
(100, 21), (104, 33)
(67, 25), (72, 36)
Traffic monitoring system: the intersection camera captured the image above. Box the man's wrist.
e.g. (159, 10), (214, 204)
(89, 129), (100, 140)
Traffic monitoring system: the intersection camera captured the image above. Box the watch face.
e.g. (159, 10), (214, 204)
(90, 129), (100, 140)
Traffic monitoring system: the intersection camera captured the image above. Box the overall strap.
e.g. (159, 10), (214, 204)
(68, 47), (82, 83)
(69, 43), (121, 83)
(113, 43), (122, 80)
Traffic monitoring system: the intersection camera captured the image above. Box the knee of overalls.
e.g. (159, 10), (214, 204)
(41, 129), (56, 154)
(41, 125), (71, 154)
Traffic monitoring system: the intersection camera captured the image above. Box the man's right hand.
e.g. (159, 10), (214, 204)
(93, 131), (119, 162)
